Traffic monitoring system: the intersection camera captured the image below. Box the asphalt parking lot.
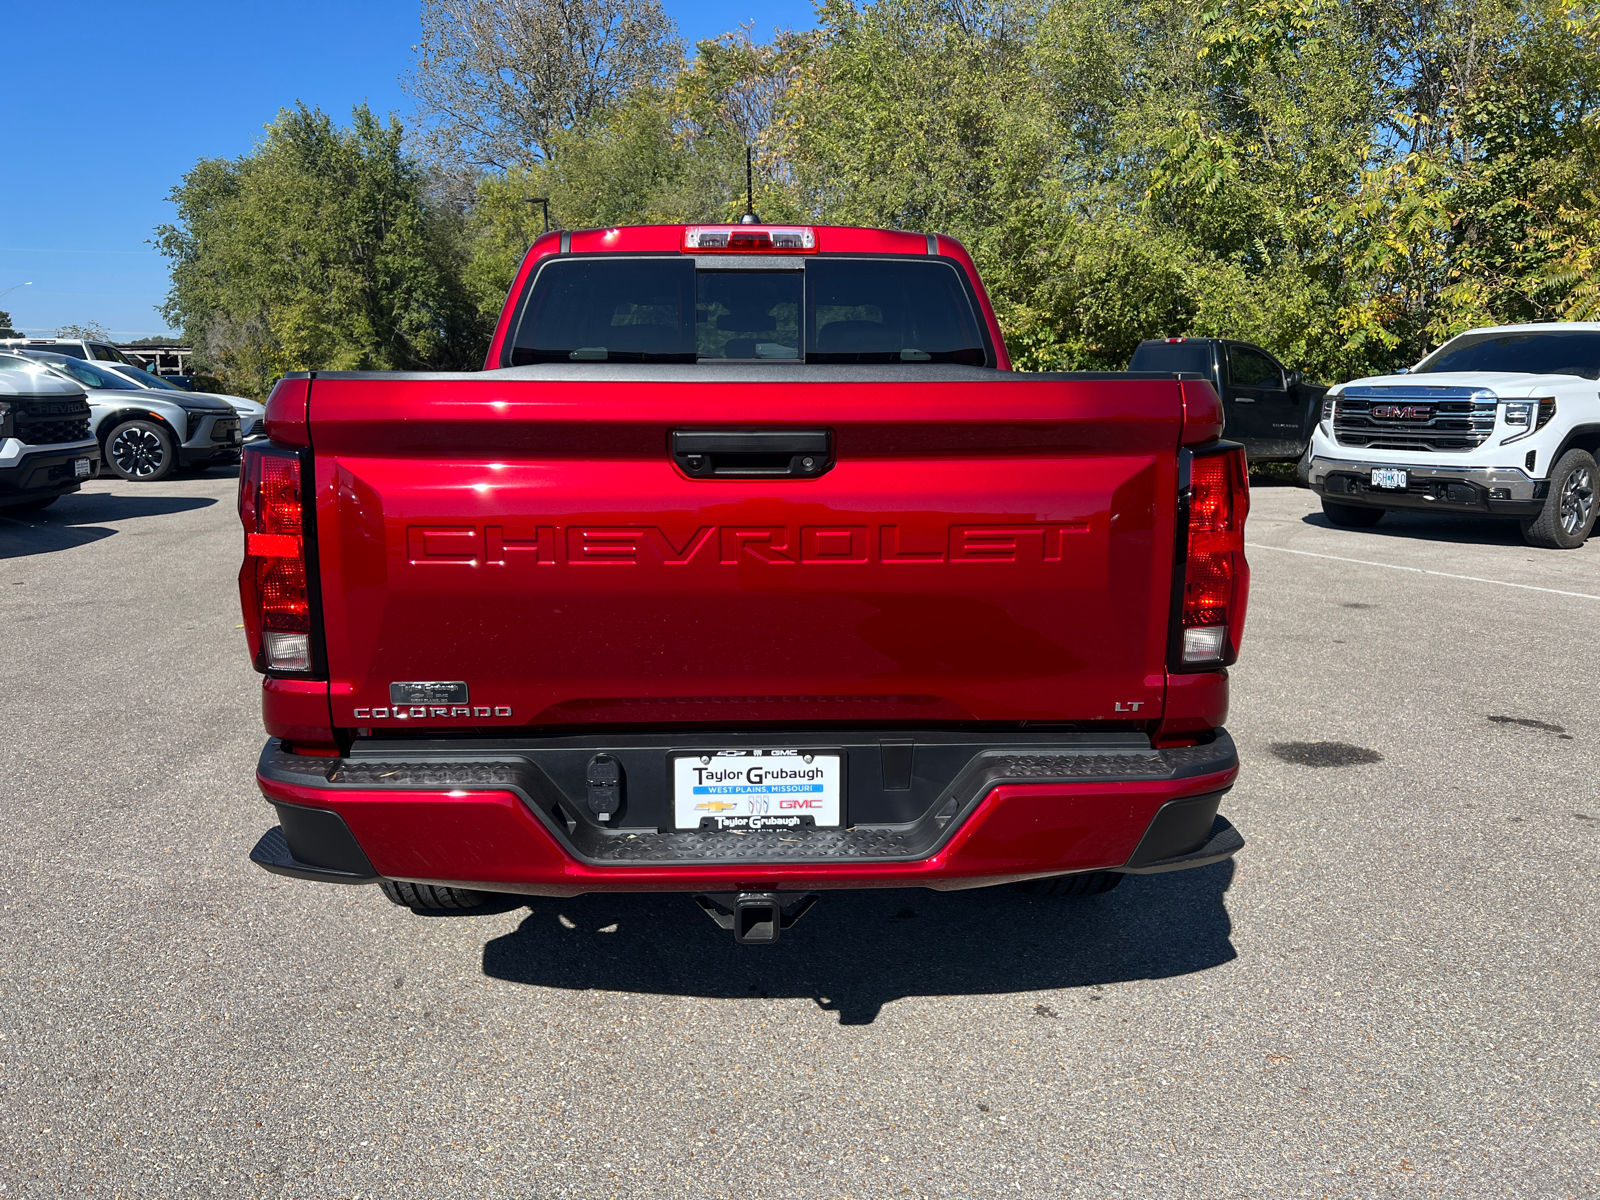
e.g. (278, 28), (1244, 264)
(2, 470), (1597, 1199)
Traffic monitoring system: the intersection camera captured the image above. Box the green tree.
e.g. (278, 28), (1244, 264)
(55, 322), (114, 341)
(404, 0), (683, 200)
(1348, 0), (1600, 347)
(779, 0), (1378, 371)
(157, 104), (485, 398)
(0, 311), (18, 338)
(778, 0), (1600, 377)
(461, 30), (807, 323)
(170, 0), (1600, 386)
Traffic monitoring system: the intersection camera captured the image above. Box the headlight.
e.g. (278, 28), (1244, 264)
(1321, 393), (1338, 423)
(1499, 398), (1554, 445)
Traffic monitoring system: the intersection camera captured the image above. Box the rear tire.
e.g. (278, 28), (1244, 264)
(1014, 871), (1124, 897)
(379, 880), (491, 910)
(105, 420), (178, 482)
(1321, 499), (1385, 528)
(1521, 449), (1597, 549)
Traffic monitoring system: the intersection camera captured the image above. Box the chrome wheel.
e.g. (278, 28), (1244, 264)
(1559, 465), (1594, 536)
(109, 425), (169, 479)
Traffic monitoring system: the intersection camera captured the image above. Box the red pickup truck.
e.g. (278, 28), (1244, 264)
(242, 223), (1249, 943)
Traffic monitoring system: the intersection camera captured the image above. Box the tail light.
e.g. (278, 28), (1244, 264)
(683, 226), (817, 252)
(1171, 444), (1250, 670)
(239, 444), (320, 674)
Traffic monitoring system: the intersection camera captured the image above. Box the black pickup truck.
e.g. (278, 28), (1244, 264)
(1129, 338), (1326, 463)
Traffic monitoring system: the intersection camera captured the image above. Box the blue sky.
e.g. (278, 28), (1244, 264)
(0, 0), (816, 339)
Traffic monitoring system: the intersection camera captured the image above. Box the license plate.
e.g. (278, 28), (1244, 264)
(73, 458), (91, 478)
(673, 750), (842, 831)
(1371, 467), (1407, 490)
(230, 429), (241, 444)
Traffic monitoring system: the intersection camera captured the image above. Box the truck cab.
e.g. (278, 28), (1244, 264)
(1129, 338), (1326, 462)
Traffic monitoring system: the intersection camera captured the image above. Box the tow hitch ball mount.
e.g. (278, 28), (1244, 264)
(693, 892), (819, 944)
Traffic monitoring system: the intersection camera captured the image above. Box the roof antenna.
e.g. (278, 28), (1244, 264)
(739, 146), (760, 224)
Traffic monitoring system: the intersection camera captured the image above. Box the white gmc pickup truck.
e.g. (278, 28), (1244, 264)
(1307, 323), (1600, 548)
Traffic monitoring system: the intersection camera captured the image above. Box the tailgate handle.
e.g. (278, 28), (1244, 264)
(673, 429), (832, 478)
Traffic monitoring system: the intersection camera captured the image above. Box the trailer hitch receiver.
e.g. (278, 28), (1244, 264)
(692, 892), (819, 944)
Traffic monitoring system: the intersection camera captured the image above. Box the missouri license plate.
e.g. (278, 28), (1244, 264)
(673, 750), (842, 831)
(73, 457), (91, 478)
(1371, 467), (1407, 490)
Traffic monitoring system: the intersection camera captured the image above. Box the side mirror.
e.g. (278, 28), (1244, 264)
(1285, 369), (1301, 387)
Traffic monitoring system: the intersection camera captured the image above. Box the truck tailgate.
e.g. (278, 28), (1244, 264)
(307, 369), (1182, 730)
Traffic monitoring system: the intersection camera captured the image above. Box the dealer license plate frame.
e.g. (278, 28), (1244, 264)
(671, 749), (844, 832)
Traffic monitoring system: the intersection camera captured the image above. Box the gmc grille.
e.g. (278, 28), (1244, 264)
(1333, 392), (1496, 452)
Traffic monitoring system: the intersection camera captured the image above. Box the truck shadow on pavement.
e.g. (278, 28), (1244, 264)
(480, 862), (1236, 1024)
(0, 493), (217, 559)
(1300, 508), (1527, 546)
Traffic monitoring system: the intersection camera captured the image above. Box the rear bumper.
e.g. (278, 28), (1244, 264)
(251, 732), (1242, 895)
(1308, 455), (1545, 517)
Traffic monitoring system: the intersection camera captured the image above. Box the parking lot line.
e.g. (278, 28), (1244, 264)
(1245, 541), (1600, 601)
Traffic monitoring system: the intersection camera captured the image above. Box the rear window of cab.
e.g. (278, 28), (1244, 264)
(507, 257), (990, 366)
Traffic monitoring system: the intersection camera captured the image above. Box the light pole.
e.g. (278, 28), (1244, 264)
(0, 281), (32, 300)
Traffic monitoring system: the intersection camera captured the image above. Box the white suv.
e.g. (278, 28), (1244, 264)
(0, 337), (144, 367)
(1307, 322), (1600, 549)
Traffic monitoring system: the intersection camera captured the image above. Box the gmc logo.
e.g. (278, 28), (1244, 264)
(1370, 404), (1432, 421)
(406, 523), (1088, 566)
